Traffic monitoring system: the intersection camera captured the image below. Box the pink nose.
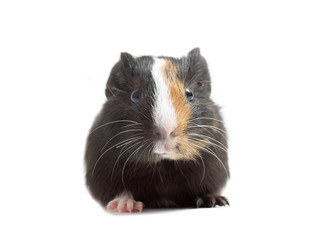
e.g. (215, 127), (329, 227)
(154, 127), (177, 154)
(154, 127), (177, 139)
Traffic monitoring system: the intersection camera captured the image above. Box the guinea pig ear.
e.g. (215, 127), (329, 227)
(120, 52), (135, 69)
(187, 48), (204, 69)
(186, 47), (208, 73)
(187, 48), (201, 60)
(185, 48), (211, 88)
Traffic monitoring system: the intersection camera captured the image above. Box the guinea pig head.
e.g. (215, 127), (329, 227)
(105, 48), (212, 162)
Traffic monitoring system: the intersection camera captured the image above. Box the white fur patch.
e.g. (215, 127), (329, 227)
(151, 58), (177, 132)
(114, 191), (134, 201)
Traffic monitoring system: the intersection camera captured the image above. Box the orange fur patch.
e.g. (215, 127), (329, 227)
(161, 58), (198, 160)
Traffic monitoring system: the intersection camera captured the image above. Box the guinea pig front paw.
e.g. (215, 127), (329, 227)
(195, 195), (229, 208)
(106, 192), (143, 213)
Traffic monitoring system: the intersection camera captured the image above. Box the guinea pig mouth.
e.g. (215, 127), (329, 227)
(152, 136), (198, 161)
(153, 146), (186, 161)
(153, 147), (174, 158)
(155, 152), (170, 159)
(154, 152), (177, 161)
(153, 138), (177, 157)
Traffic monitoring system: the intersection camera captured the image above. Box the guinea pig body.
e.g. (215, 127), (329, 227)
(85, 48), (229, 212)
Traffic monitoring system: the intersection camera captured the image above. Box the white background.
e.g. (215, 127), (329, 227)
(1, 0), (334, 239)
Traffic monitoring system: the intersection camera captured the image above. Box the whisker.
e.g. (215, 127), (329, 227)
(189, 117), (224, 124)
(188, 119), (228, 149)
(174, 160), (187, 179)
(100, 129), (144, 152)
(138, 110), (151, 121)
(91, 136), (143, 177)
(183, 142), (205, 185)
(115, 137), (146, 165)
(111, 140), (143, 180)
(88, 120), (142, 135)
(149, 145), (156, 165)
(121, 123), (143, 129)
(191, 103), (220, 107)
(121, 142), (147, 188)
(186, 124), (228, 141)
(133, 140), (152, 173)
(115, 136), (144, 149)
(187, 122), (216, 138)
(191, 136), (227, 153)
(188, 139), (229, 177)
(188, 133), (228, 152)
(187, 124), (227, 135)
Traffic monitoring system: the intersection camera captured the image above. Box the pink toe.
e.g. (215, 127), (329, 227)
(106, 201), (118, 211)
(134, 201), (143, 212)
(126, 199), (134, 212)
(118, 207), (129, 212)
(117, 200), (127, 212)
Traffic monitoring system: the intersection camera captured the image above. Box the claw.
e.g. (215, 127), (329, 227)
(196, 197), (204, 208)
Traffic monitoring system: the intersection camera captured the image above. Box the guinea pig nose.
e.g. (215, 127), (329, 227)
(153, 127), (177, 139)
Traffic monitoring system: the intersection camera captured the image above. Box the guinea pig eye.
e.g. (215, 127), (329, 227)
(131, 90), (140, 103)
(197, 82), (205, 87)
(185, 88), (193, 101)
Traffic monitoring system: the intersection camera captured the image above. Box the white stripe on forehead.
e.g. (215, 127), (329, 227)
(151, 58), (177, 130)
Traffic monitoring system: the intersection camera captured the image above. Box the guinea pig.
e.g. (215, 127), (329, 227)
(85, 48), (230, 212)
